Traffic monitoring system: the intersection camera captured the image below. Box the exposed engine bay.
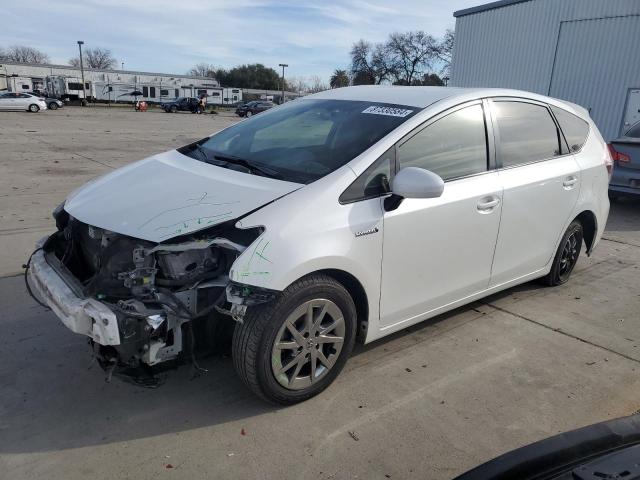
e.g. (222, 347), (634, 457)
(34, 206), (276, 385)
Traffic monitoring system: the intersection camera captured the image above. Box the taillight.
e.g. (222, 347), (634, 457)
(608, 143), (630, 164)
(605, 144), (615, 177)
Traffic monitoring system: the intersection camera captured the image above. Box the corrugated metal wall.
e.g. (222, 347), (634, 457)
(450, 0), (640, 139)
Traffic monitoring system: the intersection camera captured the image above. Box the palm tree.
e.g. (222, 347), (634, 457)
(330, 69), (350, 89)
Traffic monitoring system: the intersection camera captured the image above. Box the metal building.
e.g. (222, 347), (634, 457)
(450, 0), (640, 140)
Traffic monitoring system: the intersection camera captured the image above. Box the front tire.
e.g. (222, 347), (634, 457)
(232, 274), (356, 404)
(245, 110), (253, 117)
(48, 102), (58, 110)
(170, 105), (177, 113)
(542, 220), (583, 286)
(28, 104), (40, 113)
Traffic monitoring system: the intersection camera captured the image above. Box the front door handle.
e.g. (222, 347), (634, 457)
(477, 196), (500, 213)
(563, 176), (578, 189)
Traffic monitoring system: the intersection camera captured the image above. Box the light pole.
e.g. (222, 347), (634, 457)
(278, 63), (288, 104)
(0, 65), (7, 91)
(77, 41), (87, 105)
(122, 62), (124, 70)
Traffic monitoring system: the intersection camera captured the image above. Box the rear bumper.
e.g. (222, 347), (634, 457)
(610, 166), (640, 195)
(28, 247), (120, 345)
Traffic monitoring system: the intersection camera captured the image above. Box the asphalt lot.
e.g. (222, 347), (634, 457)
(1, 107), (639, 480)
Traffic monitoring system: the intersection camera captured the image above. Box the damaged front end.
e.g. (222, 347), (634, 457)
(28, 206), (277, 384)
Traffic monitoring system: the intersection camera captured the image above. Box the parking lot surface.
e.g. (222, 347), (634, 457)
(1, 107), (639, 479)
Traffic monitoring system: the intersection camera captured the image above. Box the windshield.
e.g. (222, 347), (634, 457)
(178, 99), (419, 184)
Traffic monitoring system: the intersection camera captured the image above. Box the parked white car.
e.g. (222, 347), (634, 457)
(0, 92), (47, 112)
(28, 86), (610, 403)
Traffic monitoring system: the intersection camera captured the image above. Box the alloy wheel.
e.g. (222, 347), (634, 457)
(271, 299), (345, 390)
(559, 231), (579, 276)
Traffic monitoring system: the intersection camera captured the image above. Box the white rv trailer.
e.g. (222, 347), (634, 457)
(92, 81), (242, 105)
(44, 75), (94, 100)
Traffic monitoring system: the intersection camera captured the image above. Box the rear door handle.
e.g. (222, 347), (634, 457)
(563, 176), (578, 189)
(477, 196), (500, 213)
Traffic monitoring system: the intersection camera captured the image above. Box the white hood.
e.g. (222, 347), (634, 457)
(64, 150), (301, 242)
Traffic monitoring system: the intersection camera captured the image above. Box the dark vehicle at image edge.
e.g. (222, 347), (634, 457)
(235, 100), (274, 117)
(161, 97), (199, 113)
(455, 415), (640, 480)
(609, 120), (640, 198)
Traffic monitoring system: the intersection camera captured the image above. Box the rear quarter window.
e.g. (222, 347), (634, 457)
(551, 105), (590, 152)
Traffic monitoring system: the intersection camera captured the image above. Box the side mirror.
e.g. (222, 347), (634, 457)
(385, 167), (444, 211)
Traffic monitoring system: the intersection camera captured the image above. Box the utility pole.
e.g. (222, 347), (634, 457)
(77, 41), (87, 105)
(278, 63), (288, 104)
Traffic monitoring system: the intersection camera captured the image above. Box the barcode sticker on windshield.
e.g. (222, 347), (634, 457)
(362, 106), (413, 117)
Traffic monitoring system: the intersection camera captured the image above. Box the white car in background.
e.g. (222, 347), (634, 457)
(28, 86), (610, 404)
(0, 92), (47, 112)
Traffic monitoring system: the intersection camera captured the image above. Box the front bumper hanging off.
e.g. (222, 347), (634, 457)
(28, 248), (121, 345)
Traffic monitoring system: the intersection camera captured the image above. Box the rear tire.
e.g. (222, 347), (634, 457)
(170, 105), (177, 113)
(542, 220), (583, 286)
(245, 110), (253, 117)
(28, 104), (40, 113)
(232, 274), (356, 404)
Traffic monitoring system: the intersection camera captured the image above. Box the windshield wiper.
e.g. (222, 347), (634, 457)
(189, 143), (210, 161)
(212, 154), (283, 179)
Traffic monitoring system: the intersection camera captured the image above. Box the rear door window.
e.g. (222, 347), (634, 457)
(493, 101), (562, 167)
(551, 105), (590, 152)
(397, 103), (488, 181)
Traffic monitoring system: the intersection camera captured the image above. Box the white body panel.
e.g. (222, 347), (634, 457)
(64, 150), (301, 242)
(490, 155), (581, 286)
(380, 172), (502, 328)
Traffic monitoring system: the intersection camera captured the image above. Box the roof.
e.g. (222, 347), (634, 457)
(453, 0), (534, 17)
(0, 61), (215, 81)
(304, 86), (590, 120)
(306, 85), (471, 108)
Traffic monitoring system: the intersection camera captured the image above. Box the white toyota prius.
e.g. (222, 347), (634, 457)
(28, 86), (611, 403)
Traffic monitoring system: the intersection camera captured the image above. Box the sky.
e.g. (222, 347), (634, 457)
(2, 0), (481, 81)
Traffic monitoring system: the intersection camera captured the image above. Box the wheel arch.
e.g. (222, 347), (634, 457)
(302, 268), (370, 343)
(574, 210), (597, 256)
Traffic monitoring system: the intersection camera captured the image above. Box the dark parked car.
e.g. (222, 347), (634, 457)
(455, 415), (640, 480)
(235, 100), (274, 117)
(609, 121), (640, 199)
(161, 97), (199, 113)
(27, 92), (63, 110)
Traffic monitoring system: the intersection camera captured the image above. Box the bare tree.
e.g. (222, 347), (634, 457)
(69, 47), (117, 69)
(287, 76), (309, 94)
(187, 63), (217, 77)
(350, 40), (395, 85)
(1, 45), (50, 64)
(307, 75), (329, 93)
(435, 29), (455, 76)
(387, 31), (437, 85)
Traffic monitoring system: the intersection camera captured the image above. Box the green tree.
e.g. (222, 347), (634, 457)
(215, 64), (284, 90)
(330, 69), (350, 88)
